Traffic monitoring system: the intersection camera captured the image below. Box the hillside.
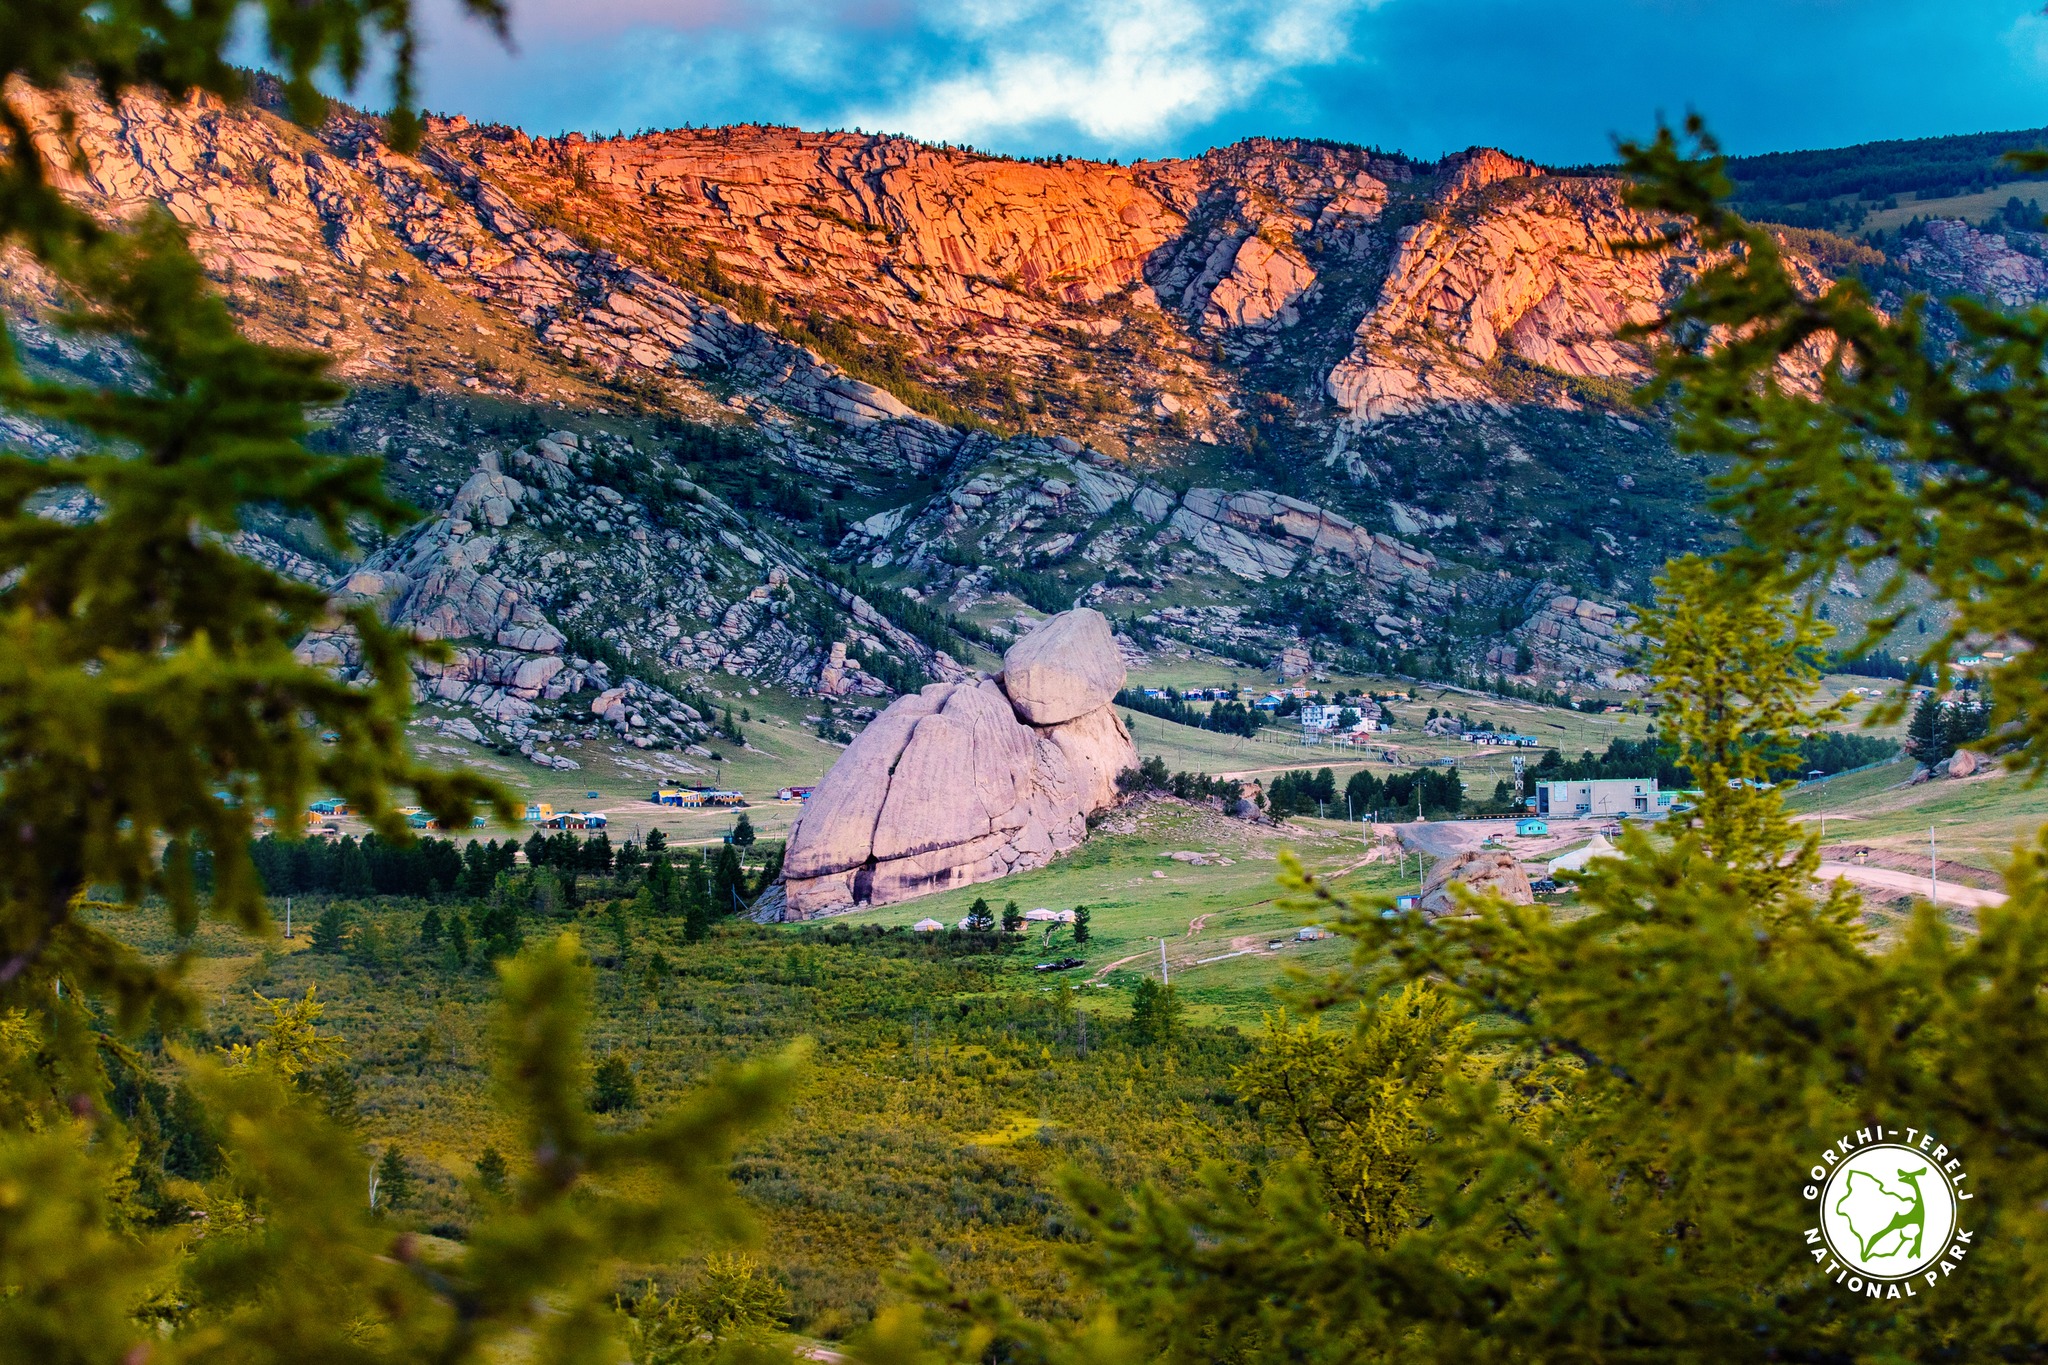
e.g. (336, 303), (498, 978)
(1720, 124), (2048, 230)
(5, 80), (2037, 783)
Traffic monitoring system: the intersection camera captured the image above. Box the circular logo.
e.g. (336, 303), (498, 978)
(1803, 1126), (1974, 1297)
(1819, 1144), (1956, 1278)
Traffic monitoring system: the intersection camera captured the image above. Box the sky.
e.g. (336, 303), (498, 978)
(390, 0), (2048, 165)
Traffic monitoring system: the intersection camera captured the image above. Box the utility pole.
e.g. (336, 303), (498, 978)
(1159, 937), (1169, 986)
(1931, 824), (1939, 904)
(284, 896), (292, 940)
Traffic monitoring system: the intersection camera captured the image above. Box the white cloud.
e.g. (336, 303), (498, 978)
(847, 0), (1377, 147)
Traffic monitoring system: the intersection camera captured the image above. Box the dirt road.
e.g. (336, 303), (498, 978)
(1817, 861), (2008, 909)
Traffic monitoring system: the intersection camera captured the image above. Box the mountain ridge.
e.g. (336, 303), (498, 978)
(3, 77), (2022, 774)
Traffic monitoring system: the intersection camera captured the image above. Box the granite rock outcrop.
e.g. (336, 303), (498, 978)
(781, 609), (1136, 915)
(1419, 847), (1535, 916)
(1327, 165), (1680, 422)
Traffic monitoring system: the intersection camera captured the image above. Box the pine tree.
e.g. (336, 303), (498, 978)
(1128, 976), (1180, 1045)
(374, 1145), (414, 1211)
(476, 899), (523, 960)
(347, 917), (388, 972)
(310, 1064), (359, 1129)
(310, 905), (350, 954)
(683, 854), (713, 943)
(730, 813), (756, 850)
(1001, 900), (1023, 933)
(591, 1053), (639, 1113)
(1072, 905), (1091, 944)
(646, 853), (681, 917)
(458, 840), (494, 896)
(710, 844), (745, 915)
(418, 905), (444, 950)
(129, 1092), (168, 1207)
(474, 1146), (509, 1198)
(1908, 690), (1948, 761)
(446, 910), (472, 969)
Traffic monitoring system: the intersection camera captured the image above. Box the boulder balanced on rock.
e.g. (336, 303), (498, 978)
(781, 609), (1137, 916)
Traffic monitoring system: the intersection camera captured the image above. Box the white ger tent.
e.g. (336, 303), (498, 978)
(1548, 833), (1620, 877)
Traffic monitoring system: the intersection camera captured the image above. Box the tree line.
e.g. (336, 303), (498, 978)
(1115, 690), (1266, 737)
(1115, 756), (1246, 805)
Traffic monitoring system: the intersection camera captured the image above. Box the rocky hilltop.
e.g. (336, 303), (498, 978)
(5, 79), (2015, 762)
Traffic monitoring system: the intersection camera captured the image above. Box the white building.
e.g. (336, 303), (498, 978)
(1534, 778), (1660, 818)
(1299, 702), (1383, 735)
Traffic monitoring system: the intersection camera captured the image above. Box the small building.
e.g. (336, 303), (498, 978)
(308, 798), (350, 817)
(1460, 731), (1542, 747)
(524, 801), (555, 823)
(404, 809), (434, 830)
(556, 811), (607, 830)
(1022, 908), (1075, 923)
(911, 918), (945, 933)
(654, 787), (741, 808)
(1295, 926), (1329, 941)
(1516, 818), (1550, 837)
(777, 786), (814, 803)
(1534, 778), (1659, 818)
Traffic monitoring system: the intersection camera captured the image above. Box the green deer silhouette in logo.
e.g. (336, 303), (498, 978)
(1838, 1166), (1928, 1261)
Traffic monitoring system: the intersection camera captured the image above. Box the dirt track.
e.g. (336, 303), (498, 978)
(1817, 862), (2007, 909)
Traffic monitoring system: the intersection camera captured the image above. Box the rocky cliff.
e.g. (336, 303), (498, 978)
(7, 77), (1979, 746)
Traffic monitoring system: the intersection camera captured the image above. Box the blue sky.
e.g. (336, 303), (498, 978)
(400, 0), (2048, 164)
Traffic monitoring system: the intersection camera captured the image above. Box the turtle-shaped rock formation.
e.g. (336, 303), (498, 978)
(781, 609), (1137, 915)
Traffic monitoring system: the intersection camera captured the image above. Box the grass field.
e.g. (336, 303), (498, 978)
(774, 798), (1403, 1025)
(1860, 179), (2048, 234)
(1787, 757), (2048, 871)
(384, 681), (847, 849)
(1117, 671), (1656, 799)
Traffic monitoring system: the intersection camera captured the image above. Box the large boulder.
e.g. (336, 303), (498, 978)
(782, 611), (1137, 916)
(1418, 848), (1534, 917)
(450, 469), (524, 528)
(999, 607), (1124, 725)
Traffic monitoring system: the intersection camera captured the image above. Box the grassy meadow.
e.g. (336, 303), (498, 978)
(121, 837), (1324, 1338)
(1786, 756), (2048, 870)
